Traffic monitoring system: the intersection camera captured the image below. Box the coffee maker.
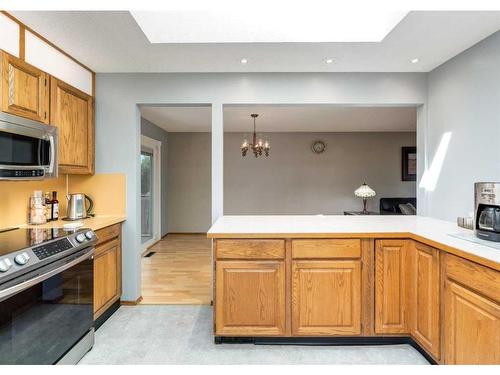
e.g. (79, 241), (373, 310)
(475, 182), (500, 242)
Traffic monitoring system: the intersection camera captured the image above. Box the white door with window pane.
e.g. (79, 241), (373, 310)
(141, 150), (153, 243)
(140, 136), (161, 252)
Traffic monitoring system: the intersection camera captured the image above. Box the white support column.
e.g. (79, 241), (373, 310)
(416, 104), (428, 216)
(211, 103), (224, 223)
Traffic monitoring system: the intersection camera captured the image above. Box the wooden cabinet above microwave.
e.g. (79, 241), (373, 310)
(0, 51), (95, 175)
(0, 51), (49, 124)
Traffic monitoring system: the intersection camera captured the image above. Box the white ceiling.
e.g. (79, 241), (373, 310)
(140, 105), (416, 133)
(10, 11), (500, 72)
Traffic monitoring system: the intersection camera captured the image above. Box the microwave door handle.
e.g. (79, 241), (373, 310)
(37, 139), (42, 165)
(48, 135), (55, 174)
(0, 249), (94, 303)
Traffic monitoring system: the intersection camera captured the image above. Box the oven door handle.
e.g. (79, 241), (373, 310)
(0, 248), (94, 302)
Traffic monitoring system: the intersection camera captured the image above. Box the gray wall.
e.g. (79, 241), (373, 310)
(165, 131), (416, 232)
(225, 132), (416, 215)
(424, 30), (500, 221)
(140, 117), (168, 236)
(95, 72), (427, 301)
(167, 133), (211, 232)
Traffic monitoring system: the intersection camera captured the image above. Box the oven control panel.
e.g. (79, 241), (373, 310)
(0, 248), (36, 275)
(0, 229), (97, 284)
(33, 238), (74, 260)
(0, 258), (13, 272)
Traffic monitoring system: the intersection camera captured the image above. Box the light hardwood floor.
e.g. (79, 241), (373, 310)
(141, 234), (212, 305)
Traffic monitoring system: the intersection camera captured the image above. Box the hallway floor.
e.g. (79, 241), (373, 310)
(80, 305), (429, 365)
(141, 234), (212, 304)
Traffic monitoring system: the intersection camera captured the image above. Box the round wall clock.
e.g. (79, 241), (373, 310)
(311, 140), (326, 154)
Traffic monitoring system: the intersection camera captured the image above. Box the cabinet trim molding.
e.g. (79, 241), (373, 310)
(1, 11), (94, 74)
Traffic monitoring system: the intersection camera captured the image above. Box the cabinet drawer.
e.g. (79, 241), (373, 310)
(292, 239), (361, 259)
(95, 223), (121, 246)
(216, 239), (285, 259)
(95, 238), (119, 257)
(445, 254), (500, 302)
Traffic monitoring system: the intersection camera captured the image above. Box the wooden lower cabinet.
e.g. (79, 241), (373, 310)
(215, 260), (286, 336)
(213, 237), (500, 364)
(410, 242), (440, 359)
(94, 224), (122, 319)
(375, 239), (410, 334)
(292, 260), (361, 335)
(443, 254), (500, 364)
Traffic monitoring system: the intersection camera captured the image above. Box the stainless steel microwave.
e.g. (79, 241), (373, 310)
(0, 112), (58, 180)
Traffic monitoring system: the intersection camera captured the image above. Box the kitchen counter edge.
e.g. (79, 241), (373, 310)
(207, 215), (500, 272)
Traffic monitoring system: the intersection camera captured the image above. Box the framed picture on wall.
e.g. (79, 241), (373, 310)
(402, 147), (417, 181)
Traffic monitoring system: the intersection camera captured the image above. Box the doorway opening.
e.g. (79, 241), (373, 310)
(223, 104), (418, 216)
(139, 105), (212, 305)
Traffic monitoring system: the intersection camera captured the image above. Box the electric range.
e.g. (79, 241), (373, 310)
(0, 227), (97, 365)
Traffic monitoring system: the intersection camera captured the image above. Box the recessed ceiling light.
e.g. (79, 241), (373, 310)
(325, 58), (334, 64)
(240, 58), (248, 64)
(411, 58), (419, 64)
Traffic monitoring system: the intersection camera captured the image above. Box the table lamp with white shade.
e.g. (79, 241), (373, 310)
(354, 183), (376, 214)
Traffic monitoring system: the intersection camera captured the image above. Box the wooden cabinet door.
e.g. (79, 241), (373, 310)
(410, 242), (440, 359)
(215, 260), (286, 336)
(0, 51), (49, 123)
(443, 254), (500, 364)
(292, 260), (361, 335)
(444, 280), (500, 364)
(94, 238), (121, 318)
(50, 77), (94, 174)
(375, 240), (410, 334)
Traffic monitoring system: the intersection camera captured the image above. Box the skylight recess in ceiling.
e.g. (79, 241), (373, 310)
(130, 4), (408, 43)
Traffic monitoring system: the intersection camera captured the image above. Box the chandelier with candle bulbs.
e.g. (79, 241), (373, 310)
(241, 114), (270, 157)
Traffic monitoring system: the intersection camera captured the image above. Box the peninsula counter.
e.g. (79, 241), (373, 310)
(208, 215), (500, 365)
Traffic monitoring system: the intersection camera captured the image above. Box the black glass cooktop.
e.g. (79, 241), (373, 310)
(0, 227), (77, 257)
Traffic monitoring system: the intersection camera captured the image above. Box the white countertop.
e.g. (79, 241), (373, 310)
(208, 215), (500, 269)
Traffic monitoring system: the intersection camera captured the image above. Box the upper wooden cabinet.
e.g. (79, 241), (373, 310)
(215, 260), (286, 336)
(443, 254), (500, 364)
(375, 239), (410, 334)
(292, 259), (361, 335)
(50, 77), (94, 174)
(0, 51), (49, 123)
(409, 242), (440, 360)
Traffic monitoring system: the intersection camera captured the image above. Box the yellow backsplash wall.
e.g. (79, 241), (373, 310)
(0, 173), (126, 229)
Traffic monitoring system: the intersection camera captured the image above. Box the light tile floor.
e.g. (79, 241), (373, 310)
(79, 305), (429, 365)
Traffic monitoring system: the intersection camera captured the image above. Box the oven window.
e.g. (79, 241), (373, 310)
(0, 258), (93, 364)
(0, 131), (50, 166)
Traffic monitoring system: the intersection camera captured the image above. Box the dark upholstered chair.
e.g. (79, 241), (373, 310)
(379, 198), (417, 215)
